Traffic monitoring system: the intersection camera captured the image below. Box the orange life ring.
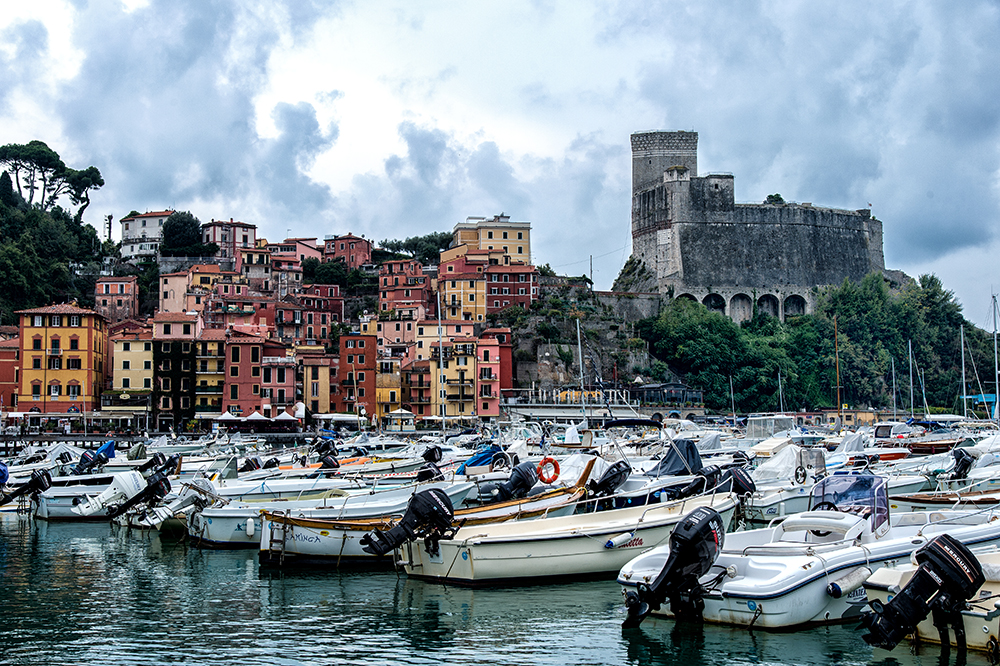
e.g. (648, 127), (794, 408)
(537, 457), (560, 484)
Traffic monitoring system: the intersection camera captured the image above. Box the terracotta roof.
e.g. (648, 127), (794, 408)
(16, 303), (99, 316)
(0, 338), (19, 348)
(120, 210), (174, 221)
(152, 312), (198, 322)
(96, 275), (137, 283)
(198, 329), (229, 340)
(111, 330), (153, 341)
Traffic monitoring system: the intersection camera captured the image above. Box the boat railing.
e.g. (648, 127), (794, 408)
(917, 505), (1000, 536)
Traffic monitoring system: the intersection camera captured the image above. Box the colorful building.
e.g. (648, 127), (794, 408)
(452, 213), (531, 263)
(335, 334), (376, 418)
(323, 233), (372, 269)
(95, 276), (139, 324)
(378, 260), (435, 320)
(16, 303), (109, 414)
(120, 210), (173, 262)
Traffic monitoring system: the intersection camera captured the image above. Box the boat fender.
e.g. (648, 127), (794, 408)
(826, 566), (872, 598)
(537, 457), (560, 484)
(605, 532), (635, 549)
(246, 517), (255, 539)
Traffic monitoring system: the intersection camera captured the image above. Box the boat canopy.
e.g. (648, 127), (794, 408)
(642, 438), (702, 477)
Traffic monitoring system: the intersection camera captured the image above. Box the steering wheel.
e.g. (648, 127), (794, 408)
(794, 465), (808, 484)
(808, 500), (840, 537)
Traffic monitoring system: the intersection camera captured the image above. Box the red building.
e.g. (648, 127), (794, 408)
(323, 233), (372, 269)
(261, 341), (296, 418)
(0, 338), (19, 410)
(222, 330), (264, 416)
(485, 263), (539, 314)
(378, 260), (435, 320)
(335, 334), (376, 417)
(480, 327), (514, 391)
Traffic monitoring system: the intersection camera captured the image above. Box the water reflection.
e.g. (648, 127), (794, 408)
(1, 516), (996, 666)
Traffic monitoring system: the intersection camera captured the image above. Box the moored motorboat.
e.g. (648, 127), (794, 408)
(619, 471), (1000, 630)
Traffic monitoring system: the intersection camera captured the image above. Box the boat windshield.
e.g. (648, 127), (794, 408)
(809, 473), (889, 532)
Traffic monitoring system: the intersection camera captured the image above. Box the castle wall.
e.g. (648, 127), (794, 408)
(629, 130), (886, 322)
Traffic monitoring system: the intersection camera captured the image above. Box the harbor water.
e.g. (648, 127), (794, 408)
(0, 514), (991, 666)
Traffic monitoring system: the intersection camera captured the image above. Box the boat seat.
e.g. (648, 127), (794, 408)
(777, 511), (867, 542)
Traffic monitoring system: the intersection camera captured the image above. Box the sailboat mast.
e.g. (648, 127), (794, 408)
(891, 357), (897, 421)
(729, 375), (736, 428)
(961, 324), (968, 418)
(994, 294), (999, 426)
(834, 316), (842, 428)
(908, 339), (914, 420)
(576, 318), (586, 425)
(778, 370), (784, 413)
(437, 291), (444, 442)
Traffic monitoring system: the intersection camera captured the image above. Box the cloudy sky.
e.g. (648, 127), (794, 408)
(2, 1), (999, 327)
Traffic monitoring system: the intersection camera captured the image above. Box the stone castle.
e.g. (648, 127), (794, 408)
(630, 131), (885, 321)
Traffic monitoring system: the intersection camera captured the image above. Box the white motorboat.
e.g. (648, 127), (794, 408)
(257, 460), (595, 568)
(619, 471), (1000, 629)
(399, 489), (740, 586)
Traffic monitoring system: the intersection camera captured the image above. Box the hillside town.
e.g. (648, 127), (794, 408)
(0, 212), (539, 433)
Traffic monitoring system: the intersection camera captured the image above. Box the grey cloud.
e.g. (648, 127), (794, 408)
(0, 20), (49, 113)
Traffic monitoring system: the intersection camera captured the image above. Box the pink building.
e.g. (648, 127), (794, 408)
(378, 260), (435, 320)
(323, 233), (372, 269)
(95, 276), (139, 323)
(222, 330), (265, 417)
(203, 219), (257, 272)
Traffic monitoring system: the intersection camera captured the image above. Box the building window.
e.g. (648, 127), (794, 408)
(50, 315), (61, 327)
(32, 339), (42, 350)
(162, 377), (171, 390)
(231, 346), (240, 363)
(251, 366), (260, 377)
(122, 360), (131, 370)
(230, 366), (239, 378)
(163, 324), (171, 335)
(161, 397), (170, 409)
(48, 357), (61, 370)
(32, 357), (41, 369)
(123, 342), (131, 352)
(252, 384), (260, 395)
(230, 385), (239, 400)
(67, 358), (81, 369)
(122, 378), (131, 388)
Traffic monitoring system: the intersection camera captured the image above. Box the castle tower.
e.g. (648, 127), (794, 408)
(630, 131), (698, 192)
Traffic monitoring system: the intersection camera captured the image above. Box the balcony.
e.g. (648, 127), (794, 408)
(197, 350), (225, 358)
(410, 396), (432, 404)
(263, 356), (296, 365)
(195, 385), (224, 394)
(47, 348), (62, 356)
(195, 404), (222, 413)
(445, 378), (474, 387)
(446, 392), (474, 402)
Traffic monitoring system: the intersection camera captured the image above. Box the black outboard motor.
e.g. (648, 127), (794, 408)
(136, 452), (168, 475)
(319, 454), (340, 470)
(664, 465), (722, 502)
(359, 488), (458, 557)
(0, 468), (53, 507)
(422, 445), (443, 464)
(719, 467), (756, 497)
(74, 450), (109, 476)
(238, 456), (263, 473)
(313, 439), (338, 457)
(56, 451), (75, 465)
(951, 448), (975, 481)
(588, 460), (631, 498)
(479, 462), (538, 503)
(262, 457), (280, 469)
(623, 506), (726, 628)
(859, 533), (985, 652)
(107, 471), (172, 519)
(416, 462), (445, 483)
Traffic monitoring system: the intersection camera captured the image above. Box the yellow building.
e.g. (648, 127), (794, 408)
(194, 328), (227, 418)
(16, 303), (108, 413)
(451, 214), (531, 262)
(439, 275), (486, 321)
(111, 329), (154, 392)
(429, 340), (477, 419)
(375, 355), (402, 424)
(297, 345), (335, 415)
(413, 320), (476, 361)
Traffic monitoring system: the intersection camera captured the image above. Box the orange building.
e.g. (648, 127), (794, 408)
(16, 303), (108, 413)
(95, 275), (139, 323)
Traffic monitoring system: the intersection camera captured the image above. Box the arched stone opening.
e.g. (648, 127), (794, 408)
(757, 294), (779, 318)
(730, 293), (753, 323)
(677, 293), (697, 302)
(784, 294), (806, 318)
(702, 293), (726, 313)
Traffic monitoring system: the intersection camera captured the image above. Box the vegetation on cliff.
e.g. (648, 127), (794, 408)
(636, 273), (991, 415)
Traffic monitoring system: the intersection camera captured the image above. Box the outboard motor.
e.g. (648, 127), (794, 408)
(479, 462), (538, 503)
(313, 439), (338, 457)
(623, 506), (727, 628)
(138, 477), (216, 529)
(0, 468), (52, 507)
(107, 471), (172, 519)
(859, 533), (984, 651)
(238, 456), (264, 473)
(588, 460), (631, 498)
(136, 452), (167, 475)
(422, 445), (443, 464)
(359, 488), (458, 557)
(262, 457), (280, 470)
(416, 462), (445, 483)
(56, 451), (75, 465)
(319, 454), (340, 470)
(950, 448), (975, 481)
(719, 467), (756, 497)
(73, 449), (109, 476)
(664, 465), (722, 501)
(353, 447), (369, 458)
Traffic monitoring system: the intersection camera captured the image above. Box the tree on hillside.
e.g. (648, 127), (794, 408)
(301, 257), (320, 282)
(380, 231), (453, 265)
(160, 211), (218, 257)
(0, 141), (104, 220)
